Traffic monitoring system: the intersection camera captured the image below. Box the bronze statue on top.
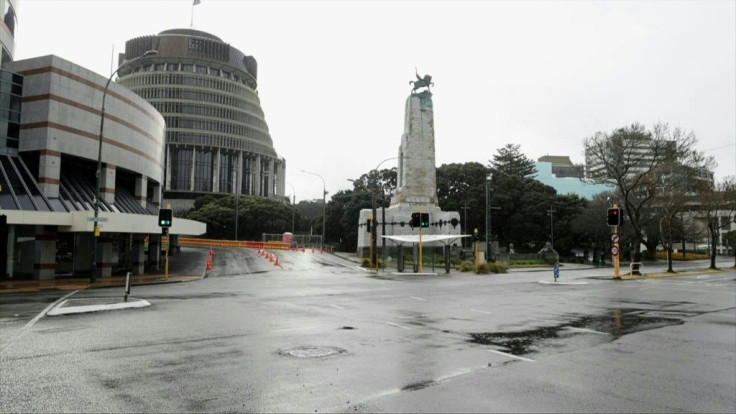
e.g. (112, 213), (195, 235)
(410, 68), (433, 93)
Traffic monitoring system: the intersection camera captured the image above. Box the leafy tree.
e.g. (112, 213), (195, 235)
(486, 145), (557, 252)
(436, 162), (489, 243)
(489, 143), (537, 178)
(184, 195), (299, 241)
(584, 123), (710, 272)
(571, 192), (616, 263)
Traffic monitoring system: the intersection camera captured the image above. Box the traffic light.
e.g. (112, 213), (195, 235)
(420, 213), (429, 228)
(607, 207), (622, 226)
(411, 212), (421, 228)
(158, 208), (173, 227)
(366, 218), (372, 233)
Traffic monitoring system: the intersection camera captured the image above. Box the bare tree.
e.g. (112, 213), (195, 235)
(584, 123), (709, 273)
(696, 177), (736, 269)
(654, 152), (713, 272)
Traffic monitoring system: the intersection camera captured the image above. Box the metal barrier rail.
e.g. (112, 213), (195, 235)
(179, 238), (290, 250)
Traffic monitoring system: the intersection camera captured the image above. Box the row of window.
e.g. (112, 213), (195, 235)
(0, 69), (20, 153)
(127, 61), (255, 88)
(122, 72), (258, 101)
(166, 131), (277, 157)
(163, 116), (270, 143)
(168, 147), (277, 196)
(134, 87), (264, 117)
(151, 101), (268, 132)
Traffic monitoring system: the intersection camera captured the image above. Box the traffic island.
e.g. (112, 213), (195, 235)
(47, 297), (151, 316)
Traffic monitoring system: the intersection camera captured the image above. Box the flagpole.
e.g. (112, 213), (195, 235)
(190, 1), (194, 28)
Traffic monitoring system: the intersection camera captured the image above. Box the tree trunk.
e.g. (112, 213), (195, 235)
(667, 246), (674, 273)
(632, 231), (643, 274)
(709, 224), (717, 270)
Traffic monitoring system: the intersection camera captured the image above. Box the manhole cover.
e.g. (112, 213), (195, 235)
(278, 346), (347, 358)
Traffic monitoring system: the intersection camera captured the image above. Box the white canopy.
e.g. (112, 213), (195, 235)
(382, 234), (470, 244)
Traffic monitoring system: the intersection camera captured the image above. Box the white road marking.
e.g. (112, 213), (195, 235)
(329, 304), (344, 310)
(410, 296), (426, 301)
(488, 349), (536, 362)
(1, 290), (79, 357)
(386, 322), (411, 330)
(269, 326), (315, 333)
(470, 309), (492, 314)
(567, 327), (608, 335)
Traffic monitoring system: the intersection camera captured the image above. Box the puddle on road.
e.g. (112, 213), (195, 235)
(468, 308), (686, 356)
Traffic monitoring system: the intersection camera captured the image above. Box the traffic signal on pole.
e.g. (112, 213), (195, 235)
(607, 207), (622, 226)
(158, 208), (173, 227)
(411, 212), (421, 228)
(366, 218), (372, 233)
(420, 213), (429, 228)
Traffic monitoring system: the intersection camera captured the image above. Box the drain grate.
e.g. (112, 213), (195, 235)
(278, 346), (347, 358)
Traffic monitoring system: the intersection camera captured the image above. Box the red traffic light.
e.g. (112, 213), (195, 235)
(607, 208), (622, 226)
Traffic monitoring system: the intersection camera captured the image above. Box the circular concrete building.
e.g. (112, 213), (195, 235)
(117, 29), (285, 211)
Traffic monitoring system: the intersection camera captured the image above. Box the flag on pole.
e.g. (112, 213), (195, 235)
(194, 0), (201, 5)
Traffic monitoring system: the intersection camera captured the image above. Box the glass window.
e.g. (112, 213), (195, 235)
(155, 63), (165, 71)
(167, 63), (178, 71)
(211, 68), (220, 76)
(196, 65), (207, 74)
(170, 148), (192, 191)
(182, 64), (194, 72)
(194, 150), (213, 191)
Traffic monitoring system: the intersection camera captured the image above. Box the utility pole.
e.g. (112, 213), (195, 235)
(547, 204), (556, 247)
(461, 201), (470, 248)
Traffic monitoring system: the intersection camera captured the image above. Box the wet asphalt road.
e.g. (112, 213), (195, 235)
(1, 249), (734, 413)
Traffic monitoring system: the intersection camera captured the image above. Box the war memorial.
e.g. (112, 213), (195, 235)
(357, 73), (462, 271)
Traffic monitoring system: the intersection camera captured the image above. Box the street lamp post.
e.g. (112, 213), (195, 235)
(287, 182), (296, 234)
(486, 173), (494, 262)
(461, 201), (471, 248)
(91, 49), (157, 283)
(301, 170), (326, 249)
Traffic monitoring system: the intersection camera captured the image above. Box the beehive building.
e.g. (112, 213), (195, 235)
(116, 29), (285, 211)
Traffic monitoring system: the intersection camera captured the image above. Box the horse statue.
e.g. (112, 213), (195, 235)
(410, 68), (433, 93)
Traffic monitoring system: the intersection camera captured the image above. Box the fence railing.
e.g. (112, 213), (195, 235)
(179, 238), (290, 250)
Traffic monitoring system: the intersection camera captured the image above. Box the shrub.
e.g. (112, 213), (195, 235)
(457, 261), (475, 272)
(361, 258), (371, 267)
(476, 262), (491, 274)
(489, 262), (509, 273)
(655, 251), (709, 261)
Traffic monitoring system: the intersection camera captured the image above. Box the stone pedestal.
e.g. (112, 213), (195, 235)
(357, 86), (460, 257)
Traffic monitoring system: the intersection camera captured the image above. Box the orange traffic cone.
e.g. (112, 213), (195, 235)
(274, 255), (280, 266)
(268, 253), (274, 262)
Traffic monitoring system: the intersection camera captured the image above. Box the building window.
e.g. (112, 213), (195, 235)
(3, 1), (16, 36)
(241, 157), (251, 195)
(220, 152), (235, 193)
(194, 149), (214, 191)
(170, 148), (192, 191)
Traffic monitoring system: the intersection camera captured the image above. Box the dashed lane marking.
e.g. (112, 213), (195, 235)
(488, 349), (536, 362)
(410, 296), (426, 301)
(470, 309), (492, 314)
(330, 304), (345, 310)
(567, 327), (608, 335)
(386, 322), (411, 330)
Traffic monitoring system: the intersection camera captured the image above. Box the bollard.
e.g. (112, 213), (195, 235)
(124, 272), (131, 302)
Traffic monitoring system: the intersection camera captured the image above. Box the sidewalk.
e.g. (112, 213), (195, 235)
(0, 247), (209, 294)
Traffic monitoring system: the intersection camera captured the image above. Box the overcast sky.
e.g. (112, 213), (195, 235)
(15, 0), (736, 202)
